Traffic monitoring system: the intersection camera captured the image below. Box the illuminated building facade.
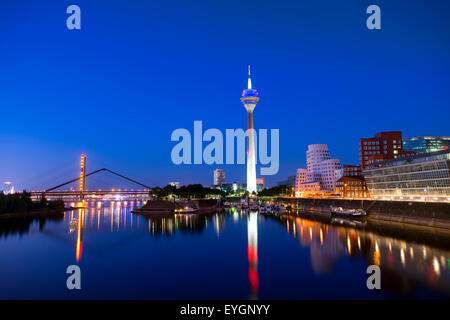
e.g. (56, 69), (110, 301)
(403, 136), (450, 153)
(336, 177), (369, 198)
(319, 159), (341, 192)
(299, 181), (321, 194)
(240, 65), (259, 194)
(336, 164), (369, 198)
(295, 168), (307, 193)
(362, 149), (450, 202)
(306, 144), (330, 181)
(343, 164), (362, 177)
(304, 144), (341, 193)
(79, 154), (86, 199)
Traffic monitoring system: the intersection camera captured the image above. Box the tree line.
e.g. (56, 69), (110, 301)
(0, 191), (65, 215)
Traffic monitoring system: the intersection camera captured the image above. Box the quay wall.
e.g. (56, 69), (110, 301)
(278, 198), (450, 230)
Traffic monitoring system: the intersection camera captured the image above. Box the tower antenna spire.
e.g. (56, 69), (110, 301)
(248, 65), (252, 89)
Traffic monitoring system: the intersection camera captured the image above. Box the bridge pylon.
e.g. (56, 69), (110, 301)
(80, 154), (86, 200)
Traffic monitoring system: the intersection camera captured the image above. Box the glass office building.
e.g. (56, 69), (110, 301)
(362, 150), (450, 202)
(403, 136), (450, 153)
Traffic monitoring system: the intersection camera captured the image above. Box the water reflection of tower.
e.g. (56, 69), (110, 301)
(247, 212), (259, 299)
(75, 208), (85, 262)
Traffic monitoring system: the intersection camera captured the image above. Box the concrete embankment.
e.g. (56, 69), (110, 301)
(279, 198), (450, 230)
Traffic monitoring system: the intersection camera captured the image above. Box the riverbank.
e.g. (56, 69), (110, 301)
(0, 208), (67, 220)
(0, 206), (76, 220)
(278, 197), (450, 230)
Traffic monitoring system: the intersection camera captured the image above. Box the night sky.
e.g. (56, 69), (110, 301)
(1, 0), (449, 190)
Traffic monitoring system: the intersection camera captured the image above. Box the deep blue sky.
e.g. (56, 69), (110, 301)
(1, 0), (449, 190)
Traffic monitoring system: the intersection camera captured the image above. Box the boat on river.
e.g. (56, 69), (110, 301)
(330, 206), (366, 217)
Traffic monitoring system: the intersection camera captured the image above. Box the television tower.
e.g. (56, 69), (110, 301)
(240, 65), (259, 194)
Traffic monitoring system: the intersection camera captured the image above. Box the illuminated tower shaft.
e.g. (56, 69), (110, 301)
(79, 154), (86, 199)
(241, 66), (259, 194)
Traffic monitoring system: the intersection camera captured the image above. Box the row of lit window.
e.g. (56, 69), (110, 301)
(365, 171), (449, 184)
(364, 162), (448, 176)
(366, 180), (450, 189)
(368, 189), (450, 196)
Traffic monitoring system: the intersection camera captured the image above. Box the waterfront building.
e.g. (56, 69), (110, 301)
(362, 149), (450, 202)
(343, 164), (362, 177)
(299, 181), (321, 194)
(403, 136), (450, 153)
(240, 65), (259, 194)
(295, 169), (307, 193)
(304, 144), (341, 193)
(336, 164), (369, 198)
(213, 168), (225, 186)
(306, 144), (331, 181)
(359, 131), (417, 170)
(319, 159), (341, 192)
(256, 177), (265, 192)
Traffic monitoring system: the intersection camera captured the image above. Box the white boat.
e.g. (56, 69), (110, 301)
(330, 206), (366, 217)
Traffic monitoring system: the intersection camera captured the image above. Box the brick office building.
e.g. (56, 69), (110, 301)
(359, 131), (417, 170)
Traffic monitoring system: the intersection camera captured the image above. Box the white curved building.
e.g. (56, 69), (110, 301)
(304, 144), (341, 193)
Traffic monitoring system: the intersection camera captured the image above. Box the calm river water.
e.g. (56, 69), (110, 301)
(0, 202), (449, 299)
